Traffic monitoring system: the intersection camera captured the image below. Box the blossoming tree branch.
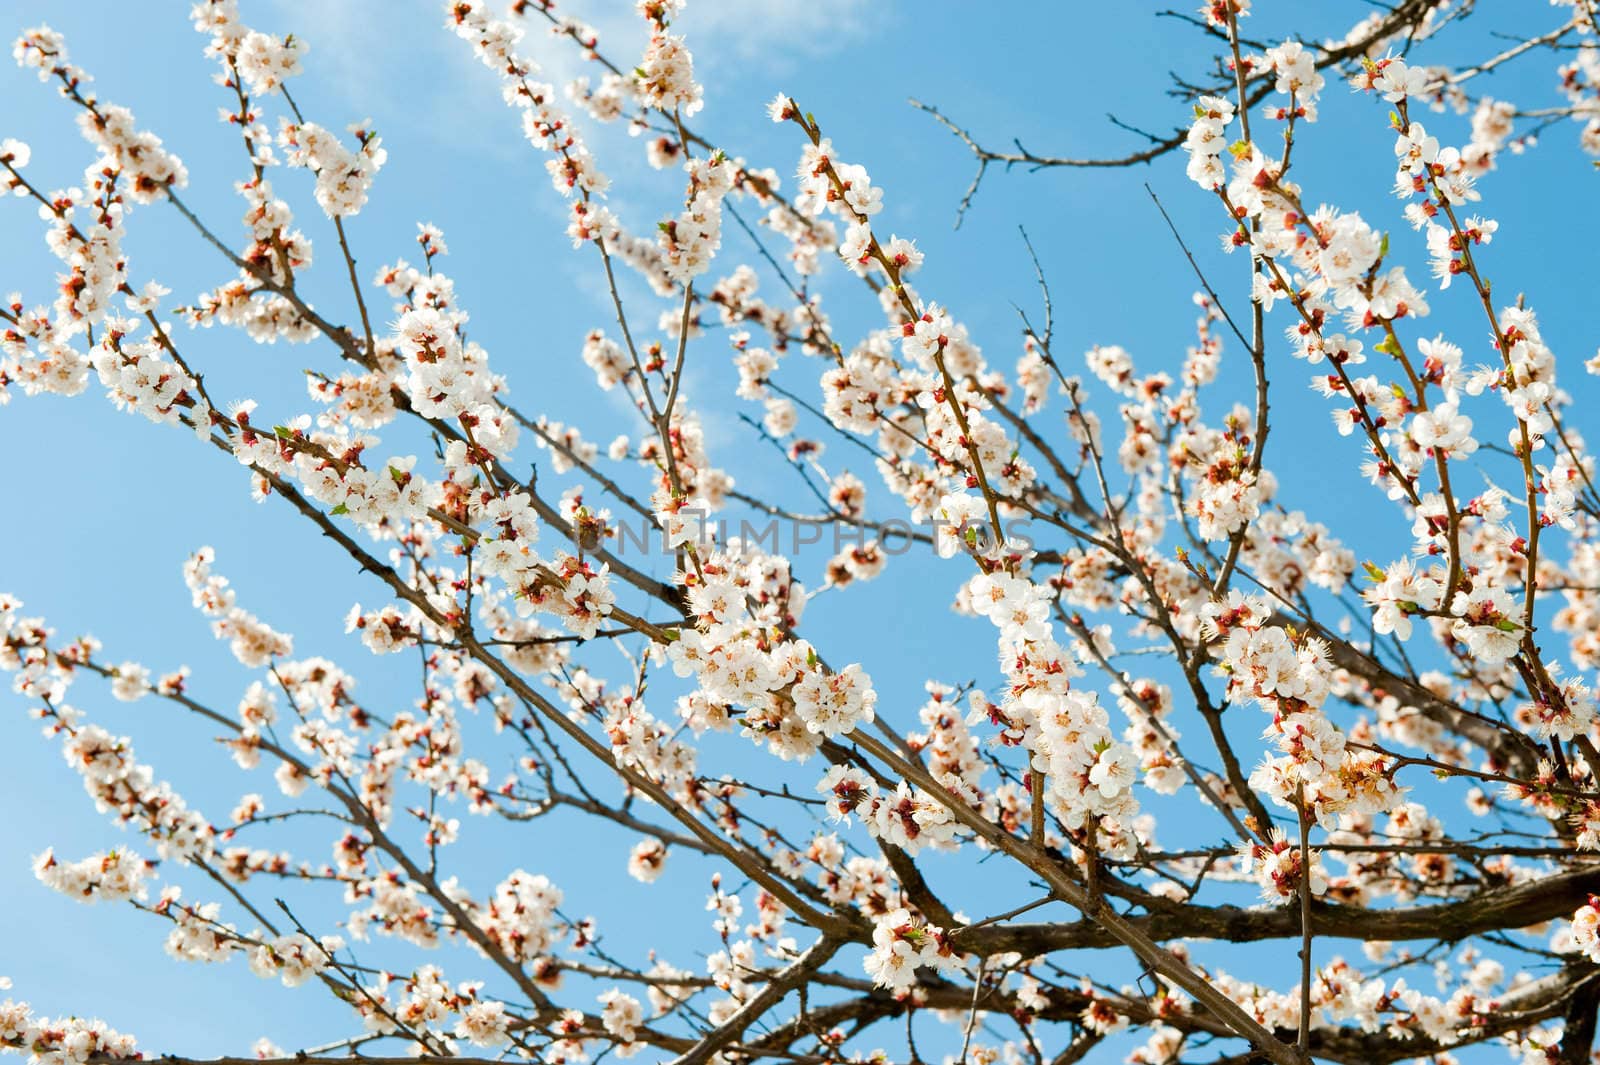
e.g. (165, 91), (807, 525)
(4, 1), (1600, 1063)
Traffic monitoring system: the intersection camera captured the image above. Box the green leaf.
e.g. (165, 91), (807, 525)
(330, 503), (349, 515)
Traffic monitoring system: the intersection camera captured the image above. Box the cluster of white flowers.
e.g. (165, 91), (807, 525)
(1391, 124), (1499, 294)
(1261, 40), (1324, 121)
(1517, 671), (1597, 742)
(32, 847), (150, 904)
(0, 291), (90, 401)
(1, 605), (225, 871)
(91, 321), (209, 432)
(1205, 593), (1403, 824)
(64, 723), (217, 861)
(1543, 450), (1587, 530)
(392, 305), (497, 423)
(581, 329), (630, 390)
(51, 215), (125, 333)
(567, 68), (630, 124)
(15, 26), (188, 204)
(184, 547), (294, 667)
(157, 888), (239, 964)
(447, 1), (610, 204)
(1408, 400), (1476, 459)
(342, 966), (512, 1047)
(1113, 679), (1187, 796)
(1187, 439), (1262, 541)
(633, 29), (700, 117)
(233, 30), (306, 96)
(1186, 947), (1512, 1048)
(626, 838), (668, 882)
(7, 4), (1600, 1062)
(1235, 828), (1328, 901)
(0, 996), (138, 1065)
(907, 681), (986, 791)
(1447, 584), (1523, 664)
(454, 999), (511, 1048)
(1573, 897), (1600, 963)
(248, 932), (342, 988)
(528, 554), (617, 640)
(816, 766), (957, 854)
(597, 987), (644, 1047)
(1555, 42), (1600, 154)
(862, 908), (963, 992)
(606, 697), (698, 799)
(191, 1), (307, 97)
(960, 559), (1144, 838)
(1361, 556), (1442, 641)
(791, 661), (878, 737)
(477, 869), (564, 963)
(664, 546), (877, 763)
(658, 153), (734, 283)
(1351, 53), (1437, 104)
(278, 119), (386, 218)
(1183, 95), (1236, 189)
(344, 602), (420, 656)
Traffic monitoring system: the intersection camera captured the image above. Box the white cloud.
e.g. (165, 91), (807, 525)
(687, 0), (883, 66)
(260, 0), (880, 122)
(259, 0), (519, 157)
(249, 0), (886, 230)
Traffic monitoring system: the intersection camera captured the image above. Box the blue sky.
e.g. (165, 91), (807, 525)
(1, 1), (1596, 1061)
